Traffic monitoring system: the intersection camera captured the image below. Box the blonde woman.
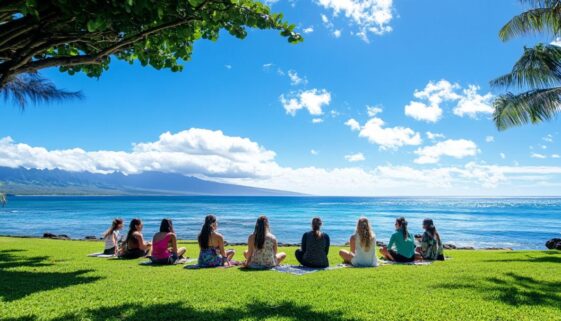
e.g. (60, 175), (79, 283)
(338, 217), (378, 267)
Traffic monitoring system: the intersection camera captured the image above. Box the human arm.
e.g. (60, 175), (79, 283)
(245, 234), (254, 266)
(324, 233), (330, 255)
(216, 233), (229, 266)
(301, 233), (307, 253)
(350, 235), (356, 254)
(135, 233), (151, 251)
(388, 233), (396, 251)
(169, 233), (178, 254)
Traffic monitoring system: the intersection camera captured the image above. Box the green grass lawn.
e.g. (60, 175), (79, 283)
(1, 237), (560, 321)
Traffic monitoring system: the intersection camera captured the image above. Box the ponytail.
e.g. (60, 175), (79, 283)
(198, 215), (216, 250)
(396, 217), (409, 240)
(103, 218), (123, 238)
(254, 216), (269, 250)
(312, 217), (322, 239)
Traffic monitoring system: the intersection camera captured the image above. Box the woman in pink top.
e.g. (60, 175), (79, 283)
(151, 219), (186, 264)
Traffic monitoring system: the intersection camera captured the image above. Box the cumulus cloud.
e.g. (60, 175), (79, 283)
(303, 26), (314, 33)
(345, 118), (361, 131)
(0, 130), (279, 179)
(453, 85), (494, 118)
(357, 117), (422, 150)
(405, 80), (494, 122)
(2, 132), (561, 196)
(543, 134), (554, 143)
(485, 136), (495, 143)
(316, 0), (394, 42)
(552, 154), (560, 159)
(414, 139), (478, 164)
(426, 132), (445, 141)
(531, 153), (547, 159)
(344, 152), (366, 162)
(310, 149), (319, 156)
(312, 118), (324, 124)
(500, 153), (506, 160)
(280, 89), (331, 116)
(287, 70), (308, 86)
(366, 105), (383, 117)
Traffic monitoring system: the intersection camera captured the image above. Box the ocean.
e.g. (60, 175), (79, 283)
(0, 196), (560, 250)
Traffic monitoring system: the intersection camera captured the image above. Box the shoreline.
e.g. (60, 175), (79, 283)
(0, 234), (521, 251)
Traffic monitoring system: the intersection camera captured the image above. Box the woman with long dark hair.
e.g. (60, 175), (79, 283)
(197, 215), (235, 267)
(150, 218), (186, 264)
(119, 218), (152, 259)
(380, 217), (417, 262)
(243, 216), (286, 269)
(102, 218), (123, 255)
(295, 217), (330, 268)
(339, 217), (378, 267)
(417, 218), (444, 260)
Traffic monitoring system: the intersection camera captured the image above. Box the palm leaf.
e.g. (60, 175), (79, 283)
(493, 87), (561, 130)
(499, 5), (561, 41)
(1, 73), (83, 109)
(491, 44), (561, 89)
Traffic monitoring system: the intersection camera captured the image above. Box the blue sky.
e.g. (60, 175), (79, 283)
(2, 0), (561, 195)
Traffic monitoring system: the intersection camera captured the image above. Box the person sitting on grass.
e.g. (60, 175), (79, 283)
(417, 218), (445, 261)
(150, 218), (186, 264)
(197, 214), (235, 267)
(119, 218), (152, 259)
(380, 217), (418, 263)
(295, 217), (330, 268)
(102, 218), (123, 255)
(243, 215), (286, 269)
(339, 217), (378, 267)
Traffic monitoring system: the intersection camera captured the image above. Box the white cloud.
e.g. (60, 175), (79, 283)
(405, 80), (494, 122)
(541, 144), (548, 150)
(357, 117), (422, 150)
(404, 80), (460, 123)
(280, 89), (331, 116)
(414, 139), (478, 164)
(426, 132), (445, 141)
(312, 118), (324, 124)
(333, 29), (342, 38)
(485, 136), (495, 143)
(287, 70), (308, 86)
(453, 85), (494, 118)
(500, 153), (506, 159)
(552, 154), (560, 159)
(531, 153), (547, 159)
(310, 149), (319, 156)
(224, 64), (232, 69)
(366, 105), (383, 117)
(543, 134), (554, 143)
(316, 0), (394, 42)
(345, 118), (361, 131)
(3, 132), (561, 196)
(345, 152), (366, 162)
(551, 37), (561, 47)
(303, 26), (314, 33)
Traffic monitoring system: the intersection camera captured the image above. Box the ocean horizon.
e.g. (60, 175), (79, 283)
(1, 195), (559, 250)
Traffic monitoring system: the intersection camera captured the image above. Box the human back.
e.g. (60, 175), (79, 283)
(351, 218), (378, 267)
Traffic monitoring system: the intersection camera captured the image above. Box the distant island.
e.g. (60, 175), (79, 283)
(0, 167), (300, 196)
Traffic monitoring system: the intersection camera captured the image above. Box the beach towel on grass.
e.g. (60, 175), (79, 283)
(139, 258), (195, 266)
(272, 265), (347, 275)
(87, 253), (115, 258)
(378, 260), (432, 266)
(183, 263), (238, 270)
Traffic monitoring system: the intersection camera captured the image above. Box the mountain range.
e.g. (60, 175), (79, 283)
(0, 167), (299, 196)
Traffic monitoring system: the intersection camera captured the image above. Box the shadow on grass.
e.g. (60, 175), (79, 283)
(0, 250), (102, 302)
(436, 272), (561, 310)
(482, 251), (561, 264)
(7, 301), (359, 321)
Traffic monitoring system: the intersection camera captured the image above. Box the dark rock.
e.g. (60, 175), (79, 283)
(57, 234), (70, 240)
(43, 232), (57, 239)
(482, 247), (513, 251)
(456, 246), (475, 250)
(84, 235), (98, 240)
(546, 238), (561, 250)
(376, 241), (386, 247)
(443, 244), (457, 250)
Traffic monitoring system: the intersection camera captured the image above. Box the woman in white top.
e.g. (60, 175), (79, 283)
(102, 218), (123, 255)
(243, 216), (286, 269)
(339, 217), (378, 267)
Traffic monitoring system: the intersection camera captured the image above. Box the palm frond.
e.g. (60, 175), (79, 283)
(1, 73), (83, 109)
(491, 44), (561, 89)
(499, 5), (561, 41)
(493, 87), (561, 130)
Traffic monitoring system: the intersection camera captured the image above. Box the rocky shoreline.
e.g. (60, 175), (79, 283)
(1, 233), (558, 251)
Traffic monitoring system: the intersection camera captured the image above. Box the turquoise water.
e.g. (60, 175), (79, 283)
(0, 196), (560, 249)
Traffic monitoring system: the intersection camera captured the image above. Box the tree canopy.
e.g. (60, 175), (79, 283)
(492, 0), (561, 129)
(0, 0), (302, 107)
